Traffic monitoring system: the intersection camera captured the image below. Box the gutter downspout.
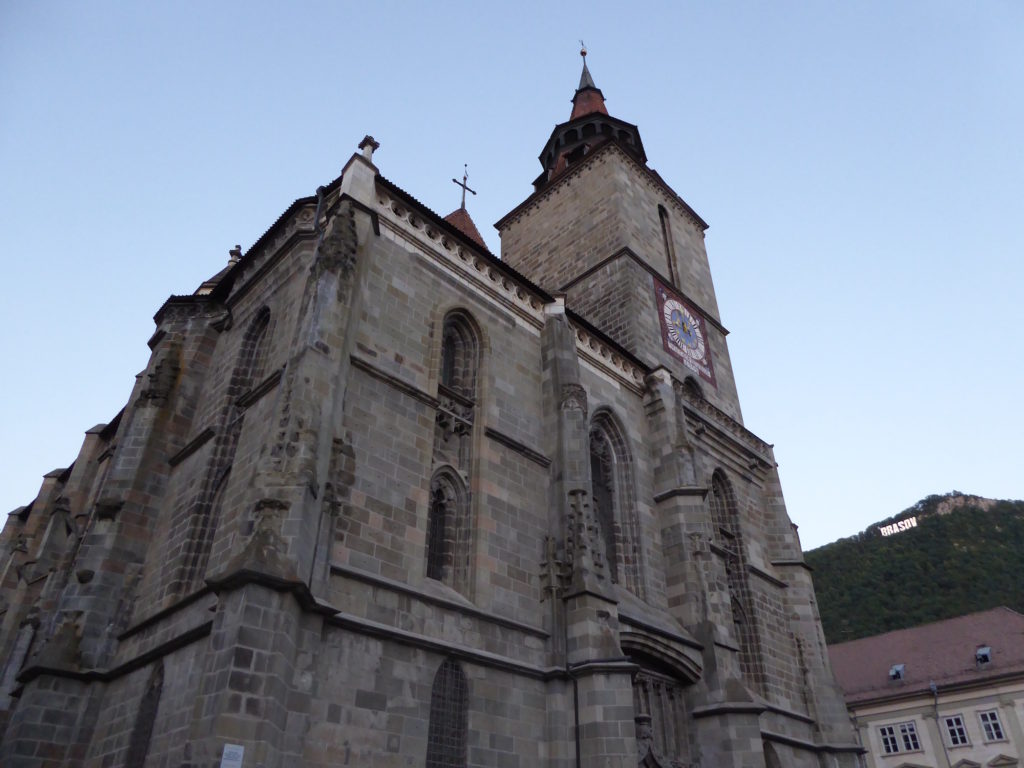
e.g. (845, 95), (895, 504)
(931, 681), (952, 768)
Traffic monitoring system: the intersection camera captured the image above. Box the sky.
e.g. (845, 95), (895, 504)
(1, 1), (1021, 550)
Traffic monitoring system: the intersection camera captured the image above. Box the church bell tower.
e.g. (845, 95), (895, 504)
(497, 48), (745, 423)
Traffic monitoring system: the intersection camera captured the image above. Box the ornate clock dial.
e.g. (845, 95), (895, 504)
(663, 300), (705, 360)
(654, 278), (717, 387)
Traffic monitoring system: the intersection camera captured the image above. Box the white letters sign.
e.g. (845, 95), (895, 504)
(220, 744), (244, 768)
(878, 516), (918, 537)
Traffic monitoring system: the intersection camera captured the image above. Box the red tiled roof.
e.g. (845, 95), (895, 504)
(828, 607), (1024, 704)
(442, 207), (486, 249)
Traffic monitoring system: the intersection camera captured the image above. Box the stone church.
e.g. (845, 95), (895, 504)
(0, 53), (860, 767)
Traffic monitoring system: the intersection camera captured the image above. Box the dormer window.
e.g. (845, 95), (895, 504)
(976, 646), (992, 665)
(889, 664), (905, 681)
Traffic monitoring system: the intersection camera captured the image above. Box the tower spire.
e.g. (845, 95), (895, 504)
(571, 43), (608, 120)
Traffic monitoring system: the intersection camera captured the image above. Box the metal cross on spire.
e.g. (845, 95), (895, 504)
(451, 164), (476, 210)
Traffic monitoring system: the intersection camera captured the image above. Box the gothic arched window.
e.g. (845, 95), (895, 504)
(426, 470), (469, 591)
(239, 307), (270, 387)
(439, 310), (479, 400)
(425, 658), (468, 768)
(709, 469), (739, 543)
(436, 311), (480, 471)
(589, 411), (644, 596)
(709, 470), (765, 691)
(589, 428), (619, 583)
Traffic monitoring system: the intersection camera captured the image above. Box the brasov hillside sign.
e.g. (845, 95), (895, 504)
(878, 517), (918, 537)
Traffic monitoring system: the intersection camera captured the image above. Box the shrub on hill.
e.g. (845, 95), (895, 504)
(805, 496), (1024, 643)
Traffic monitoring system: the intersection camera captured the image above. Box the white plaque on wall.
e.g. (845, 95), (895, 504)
(220, 744), (244, 768)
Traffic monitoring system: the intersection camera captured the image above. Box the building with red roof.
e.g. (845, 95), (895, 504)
(829, 607), (1024, 767)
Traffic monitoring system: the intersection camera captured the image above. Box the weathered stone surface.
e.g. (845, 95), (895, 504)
(0, 63), (859, 768)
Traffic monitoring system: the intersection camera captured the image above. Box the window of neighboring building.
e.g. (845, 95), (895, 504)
(899, 721), (921, 751)
(879, 725), (900, 754)
(878, 722), (920, 754)
(944, 714), (970, 746)
(979, 710), (1005, 741)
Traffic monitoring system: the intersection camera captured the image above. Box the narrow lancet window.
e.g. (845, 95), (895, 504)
(659, 204), (679, 287)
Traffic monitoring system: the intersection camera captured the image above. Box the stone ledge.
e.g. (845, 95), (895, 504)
(168, 428), (215, 468)
(330, 562), (549, 639)
(236, 366), (283, 409)
(761, 729), (864, 755)
(484, 426), (551, 468)
(325, 609), (561, 680)
(350, 354), (438, 409)
(18, 621), (211, 687)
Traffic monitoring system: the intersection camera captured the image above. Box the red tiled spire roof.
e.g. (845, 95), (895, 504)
(570, 46), (608, 120)
(443, 207), (486, 249)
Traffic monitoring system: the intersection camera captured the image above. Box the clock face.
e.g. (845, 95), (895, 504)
(663, 300), (705, 361)
(654, 279), (716, 387)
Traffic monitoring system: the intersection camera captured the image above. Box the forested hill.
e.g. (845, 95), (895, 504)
(804, 493), (1024, 644)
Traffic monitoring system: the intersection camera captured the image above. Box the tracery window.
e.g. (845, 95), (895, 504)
(435, 311), (480, 469)
(439, 311), (479, 400)
(709, 469), (765, 691)
(588, 410), (644, 596)
(425, 658), (468, 768)
(426, 470), (470, 591)
(589, 429), (619, 583)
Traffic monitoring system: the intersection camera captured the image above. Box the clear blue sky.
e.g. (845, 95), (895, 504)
(2, 2), (1021, 550)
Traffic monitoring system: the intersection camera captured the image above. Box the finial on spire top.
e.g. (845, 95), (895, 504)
(576, 42), (597, 92)
(451, 164), (477, 210)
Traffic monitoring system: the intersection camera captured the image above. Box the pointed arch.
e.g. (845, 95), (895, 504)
(425, 658), (468, 768)
(125, 661), (164, 768)
(174, 306), (271, 597)
(630, 650), (693, 766)
(426, 468), (471, 593)
(658, 204), (679, 287)
(763, 741), (783, 768)
(589, 409), (645, 597)
(439, 309), (481, 401)
(709, 469), (766, 692)
(235, 306), (271, 394)
(680, 375), (703, 401)
(709, 469), (740, 543)
(435, 309), (482, 474)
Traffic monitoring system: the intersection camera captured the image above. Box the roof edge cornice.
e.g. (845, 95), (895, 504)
(496, 141), (709, 233)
